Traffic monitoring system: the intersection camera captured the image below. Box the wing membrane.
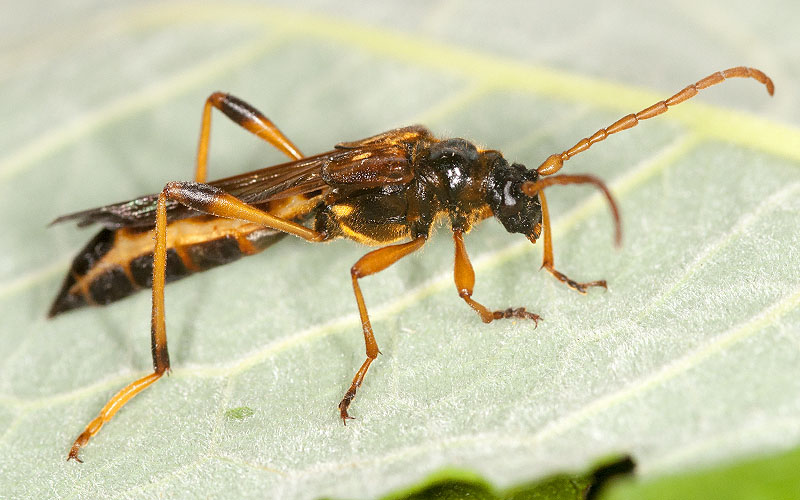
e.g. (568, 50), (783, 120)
(52, 126), (432, 229)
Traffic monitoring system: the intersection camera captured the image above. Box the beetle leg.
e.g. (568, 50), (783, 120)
(67, 182), (326, 461)
(536, 191), (606, 294)
(68, 190), (174, 462)
(196, 92), (304, 182)
(339, 236), (426, 423)
(160, 182), (324, 242)
(453, 229), (541, 324)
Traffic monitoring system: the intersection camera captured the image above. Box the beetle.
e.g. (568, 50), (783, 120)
(51, 66), (773, 461)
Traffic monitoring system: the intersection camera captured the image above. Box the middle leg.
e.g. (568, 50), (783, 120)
(339, 236), (426, 422)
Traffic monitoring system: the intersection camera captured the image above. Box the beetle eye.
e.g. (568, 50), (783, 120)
(503, 180), (517, 207)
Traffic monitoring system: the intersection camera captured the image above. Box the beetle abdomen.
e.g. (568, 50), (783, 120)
(48, 219), (284, 317)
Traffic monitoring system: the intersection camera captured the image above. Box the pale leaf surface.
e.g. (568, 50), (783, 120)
(0, 2), (798, 499)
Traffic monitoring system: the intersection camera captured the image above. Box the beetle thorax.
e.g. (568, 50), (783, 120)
(414, 138), (493, 230)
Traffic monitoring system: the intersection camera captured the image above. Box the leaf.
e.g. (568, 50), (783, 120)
(1, 3), (798, 499)
(339, 455), (635, 500)
(600, 444), (800, 500)
(327, 446), (800, 500)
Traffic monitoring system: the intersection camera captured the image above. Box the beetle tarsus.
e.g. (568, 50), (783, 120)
(568, 279), (607, 294)
(492, 307), (541, 326)
(545, 266), (607, 295)
(67, 433), (88, 463)
(339, 388), (357, 424)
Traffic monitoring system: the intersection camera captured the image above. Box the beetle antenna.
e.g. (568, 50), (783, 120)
(536, 66), (774, 176)
(522, 174), (621, 246)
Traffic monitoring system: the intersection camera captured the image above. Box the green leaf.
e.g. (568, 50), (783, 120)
(325, 447), (800, 500)
(351, 455), (634, 500)
(1, 3), (798, 499)
(601, 445), (800, 500)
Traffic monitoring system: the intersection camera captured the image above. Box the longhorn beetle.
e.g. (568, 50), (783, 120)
(51, 66), (774, 461)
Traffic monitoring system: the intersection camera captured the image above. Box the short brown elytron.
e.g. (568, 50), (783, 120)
(50, 67), (773, 461)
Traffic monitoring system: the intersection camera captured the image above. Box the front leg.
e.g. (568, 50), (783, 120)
(535, 190), (607, 294)
(453, 229), (540, 325)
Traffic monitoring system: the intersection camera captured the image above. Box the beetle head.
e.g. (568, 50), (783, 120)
(485, 154), (543, 240)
